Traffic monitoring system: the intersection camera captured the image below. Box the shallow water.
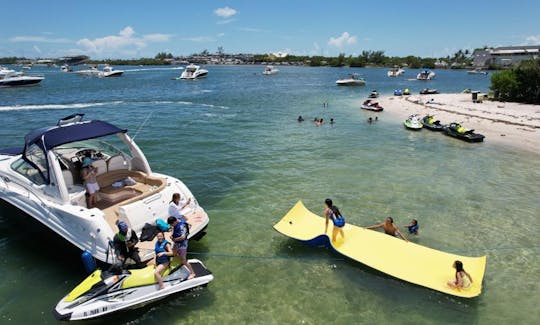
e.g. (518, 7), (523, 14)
(0, 66), (539, 324)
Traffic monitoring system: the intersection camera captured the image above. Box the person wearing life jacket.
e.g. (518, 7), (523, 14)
(113, 221), (143, 268)
(405, 219), (419, 235)
(324, 198), (345, 242)
(154, 232), (173, 290)
(167, 216), (196, 280)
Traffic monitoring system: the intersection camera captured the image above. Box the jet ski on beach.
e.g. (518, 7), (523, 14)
(53, 258), (213, 321)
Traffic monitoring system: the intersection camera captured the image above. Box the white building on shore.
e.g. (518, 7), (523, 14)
(473, 45), (540, 68)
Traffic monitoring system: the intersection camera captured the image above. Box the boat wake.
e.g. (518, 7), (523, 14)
(0, 101), (124, 112)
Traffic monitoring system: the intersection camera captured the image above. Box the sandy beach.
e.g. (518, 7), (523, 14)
(373, 93), (540, 153)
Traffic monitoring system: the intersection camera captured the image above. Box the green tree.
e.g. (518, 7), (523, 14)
(490, 70), (520, 101)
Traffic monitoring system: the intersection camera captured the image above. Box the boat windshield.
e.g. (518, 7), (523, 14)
(53, 134), (132, 164)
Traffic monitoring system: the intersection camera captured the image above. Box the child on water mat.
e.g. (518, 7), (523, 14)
(324, 198), (345, 242)
(447, 260), (473, 289)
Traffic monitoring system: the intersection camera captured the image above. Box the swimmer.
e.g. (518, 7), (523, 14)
(447, 260), (473, 289)
(405, 219), (419, 235)
(330, 118), (334, 124)
(368, 117), (373, 124)
(366, 217), (408, 241)
(298, 115), (305, 122)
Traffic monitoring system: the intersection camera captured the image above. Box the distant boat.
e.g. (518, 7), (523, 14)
(387, 67), (405, 77)
(336, 73), (365, 86)
(0, 69), (44, 87)
(419, 88), (439, 95)
(180, 64), (208, 79)
(263, 65), (279, 75)
(98, 65), (123, 77)
(76, 66), (100, 76)
(416, 69), (436, 80)
(60, 65), (72, 72)
(467, 68), (488, 75)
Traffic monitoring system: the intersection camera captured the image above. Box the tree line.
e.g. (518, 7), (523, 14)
(491, 59), (540, 104)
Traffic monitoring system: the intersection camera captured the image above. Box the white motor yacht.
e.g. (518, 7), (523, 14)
(467, 68), (488, 75)
(387, 67), (405, 77)
(416, 69), (436, 80)
(76, 66), (101, 77)
(99, 65), (124, 77)
(180, 64), (208, 79)
(336, 73), (366, 86)
(60, 65), (73, 72)
(0, 69), (44, 87)
(0, 114), (209, 263)
(263, 65), (279, 75)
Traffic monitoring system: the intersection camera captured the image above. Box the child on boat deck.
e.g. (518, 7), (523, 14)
(405, 219), (419, 235)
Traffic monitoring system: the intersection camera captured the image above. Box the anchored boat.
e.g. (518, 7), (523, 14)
(0, 114), (209, 263)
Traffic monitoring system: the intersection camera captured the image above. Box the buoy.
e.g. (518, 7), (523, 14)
(81, 251), (97, 274)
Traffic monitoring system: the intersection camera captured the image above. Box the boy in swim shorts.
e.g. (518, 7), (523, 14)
(167, 216), (196, 279)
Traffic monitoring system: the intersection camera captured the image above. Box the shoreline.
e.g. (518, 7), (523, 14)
(369, 93), (540, 154)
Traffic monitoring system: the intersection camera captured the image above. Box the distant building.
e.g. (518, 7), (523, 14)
(473, 45), (540, 67)
(434, 60), (448, 69)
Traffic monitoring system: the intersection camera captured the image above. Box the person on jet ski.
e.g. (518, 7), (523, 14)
(113, 221), (143, 268)
(167, 216), (196, 280)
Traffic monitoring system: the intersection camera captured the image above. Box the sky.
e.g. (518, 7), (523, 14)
(1, 0), (539, 59)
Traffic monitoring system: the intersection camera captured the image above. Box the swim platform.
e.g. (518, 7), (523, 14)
(273, 201), (486, 298)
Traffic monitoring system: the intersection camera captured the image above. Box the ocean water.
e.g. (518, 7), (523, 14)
(0, 66), (538, 324)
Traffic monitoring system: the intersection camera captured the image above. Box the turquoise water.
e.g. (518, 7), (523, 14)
(0, 66), (538, 324)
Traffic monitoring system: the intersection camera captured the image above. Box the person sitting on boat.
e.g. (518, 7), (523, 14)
(366, 217), (408, 242)
(324, 198), (345, 242)
(447, 260), (473, 289)
(405, 219), (419, 235)
(113, 221), (143, 268)
(154, 232), (174, 290)
(363, 99), (371, 106)
(80, 156), (100, 208)
(168, 193), (191, 221)
(167, 216), (196, 280)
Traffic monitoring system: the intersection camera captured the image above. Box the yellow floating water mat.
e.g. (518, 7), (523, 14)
(273, 201), (486, 298)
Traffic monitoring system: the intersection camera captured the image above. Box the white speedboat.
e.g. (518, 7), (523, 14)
(416, 69), (436, 80)
(336, 73), (366, 86)
(0, 69), (44, 87)
(0, 114), (209, 263)
(387, 67), (405, 77)
(98, 65), (124, 77)
(53, 258), (213, 321)
(467, 68), (488, 75)
(263, 65), (279, 75)
(60, 64), (73, 72)
(180, 64), (208, 79)
(77, 66), (101, 77)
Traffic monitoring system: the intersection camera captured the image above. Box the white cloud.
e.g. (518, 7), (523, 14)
(214, 6), (237, 18)
(10, 36), (70, 43)
(76, 26), (172, 55)
(524, 35), (540, 45)
(238, 27), (266, 33)
(217, 33), (225, 37)
(328, 32), (357, 47)
(33, 45), (42, 53)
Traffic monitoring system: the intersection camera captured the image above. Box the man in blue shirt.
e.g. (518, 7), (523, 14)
(167, 216), (196, 279)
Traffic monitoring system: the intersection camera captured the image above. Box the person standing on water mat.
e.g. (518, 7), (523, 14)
(324, 198), (345, 242)
(366, 217), (408, 242)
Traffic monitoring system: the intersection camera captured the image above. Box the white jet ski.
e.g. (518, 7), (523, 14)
(53, 258), (213, 321)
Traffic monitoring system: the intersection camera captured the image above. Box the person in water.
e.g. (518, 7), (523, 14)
(405, 219), (419, 235)
(316, 118), (324, 126)
(298, 115), (305, 122)
(367, 117), (373, 124)
(324, 198), (345, 242)
(167, 216), (196, 279)
(330, 118), (334, 125)
(447, 260), (473, 289)
(154, 232), (173, 289)
(366, 217), (408, 242)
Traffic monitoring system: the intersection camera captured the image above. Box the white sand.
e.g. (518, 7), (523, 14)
(372, 93), (540, 154)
